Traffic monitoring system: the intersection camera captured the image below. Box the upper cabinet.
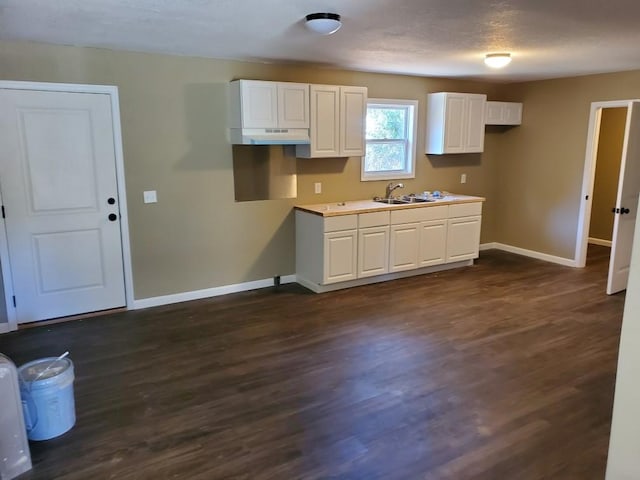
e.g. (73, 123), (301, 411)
(296, 85), (368, 158)
(425, 92), (487, 155)
(229, 80), (310, 144)
(485, 101), (523, 125)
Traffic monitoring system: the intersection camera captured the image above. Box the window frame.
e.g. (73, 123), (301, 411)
(361, 98), (418, 182)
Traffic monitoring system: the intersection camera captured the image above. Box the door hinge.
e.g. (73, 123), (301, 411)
(1, 205), (4, 219)
(12, 295), (16, 308)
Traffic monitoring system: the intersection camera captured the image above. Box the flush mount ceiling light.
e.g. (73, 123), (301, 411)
(484, 53), (512, 69)
(305, 13), (342, 35)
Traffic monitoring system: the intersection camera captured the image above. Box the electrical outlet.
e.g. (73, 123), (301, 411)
(314, 182), (322, 194)
(143, 190), (158, 203)
(460, 174), (467, 184)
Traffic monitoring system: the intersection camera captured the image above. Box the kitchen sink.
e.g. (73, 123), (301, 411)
(375, 198), (408, 204)
(374, 196), (435, 205)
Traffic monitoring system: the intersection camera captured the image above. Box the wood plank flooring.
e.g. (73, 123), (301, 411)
(0, 246), (625, 479)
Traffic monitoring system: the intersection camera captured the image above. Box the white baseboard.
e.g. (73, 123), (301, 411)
(588, 237), (612, 247)
(133, 274), (297, 310)
(480, 242), (577, 267)
(0, 323), (10, 334)
(479, 242), (498, 251)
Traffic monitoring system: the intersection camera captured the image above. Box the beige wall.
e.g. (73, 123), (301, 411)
(496, 70), (640, 259)
(0, 40), (504, 299)
(590, 108), (626, 242)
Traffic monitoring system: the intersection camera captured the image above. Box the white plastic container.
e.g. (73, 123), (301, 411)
(0, 354), (32, 480)
(19, 357), (76, 441)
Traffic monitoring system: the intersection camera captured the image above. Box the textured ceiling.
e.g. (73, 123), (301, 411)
(1, 0), (640, 82)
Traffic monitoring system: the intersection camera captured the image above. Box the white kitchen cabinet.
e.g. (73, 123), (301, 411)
(426, 92), (487, 154)
(295, 200), (482, 292)
(295, 211), (358, 286)
(485, 101), (522, 125)
(357, 211), (390, 278)
(419, 219), (448, 267)
(389, 223), (420, 272)
(446, 202), (482, 263)
(324, 230), (358, 284)
(229, 79), (309, 130)
(296, 84), (367, 158)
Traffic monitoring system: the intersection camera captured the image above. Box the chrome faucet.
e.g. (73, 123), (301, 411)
(385, 182), (404, 199)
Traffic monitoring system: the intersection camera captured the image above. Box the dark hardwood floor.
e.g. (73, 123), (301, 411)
(0, 246), (625, 480)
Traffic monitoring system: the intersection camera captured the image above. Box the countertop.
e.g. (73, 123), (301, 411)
(295, 194), (485, 217)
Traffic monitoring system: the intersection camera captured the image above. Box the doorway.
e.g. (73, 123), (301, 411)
(0, 81), (135, 331)
(575, 100), (640, 294)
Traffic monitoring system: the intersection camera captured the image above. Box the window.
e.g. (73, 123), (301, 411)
(362, 99), (418, 181)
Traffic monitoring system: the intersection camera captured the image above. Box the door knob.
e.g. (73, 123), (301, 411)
(612, 207), (620, 214)
(621, 207), (630, 215)
(107, 197), (116, 205)
(108, 213), (118, 221)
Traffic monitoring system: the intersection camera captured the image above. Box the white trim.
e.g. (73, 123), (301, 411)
(481, 242), (577, 267)
(589, 237), (613, 247)
(0, 188), (17, 331)
(361, 98), (418, 182)
(133, 275), (297, 310)
(575, 99), (639, 268)
(0, 81), (135, 330)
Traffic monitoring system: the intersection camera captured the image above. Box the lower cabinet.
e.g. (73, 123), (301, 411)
(419, 219), (448, 267)
(323, 230), (358, 283)
(390, 205), (449, 272)
(358, 226), (389, 278)
(357, 211), (390, 278)
(446, 203), (482, 263)
(295, 201), (482, 291)
(389, 223), (420, 272)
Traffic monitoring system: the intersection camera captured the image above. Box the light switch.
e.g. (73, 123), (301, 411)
(143, 190), (158, 203)
(460, 174), (467, 184)
(314, 182), (322, 194)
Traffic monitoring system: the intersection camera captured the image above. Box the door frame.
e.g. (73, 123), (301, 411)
(0, 81), (135, 332)
(575, 99), (639, 268)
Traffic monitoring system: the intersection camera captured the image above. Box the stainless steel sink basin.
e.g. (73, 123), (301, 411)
(375, 198), (408, 204)
(374, 196), (435, 205)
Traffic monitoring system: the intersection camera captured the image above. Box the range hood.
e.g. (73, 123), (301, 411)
(229, 128), (310, 145)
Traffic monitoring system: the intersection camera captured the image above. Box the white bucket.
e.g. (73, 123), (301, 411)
(19, 357), (76, 441)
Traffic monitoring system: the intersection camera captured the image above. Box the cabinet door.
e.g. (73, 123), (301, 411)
(358, 226), (389, 278)
(277, 83), (309, 128)
(443, 94), (466, 153)
(465, 94), (486, 152)
(446, 216), (481, 263)
(485, 101), (504, 124)
(418, 219), (447, 267)
(240, 81), (278, 129)
(503, 102), (522, 125)
(389, 223), (420, 272)
(323, 229), (357, 284)
(340, 86), (367, 157)
(309, 85), (340, 157)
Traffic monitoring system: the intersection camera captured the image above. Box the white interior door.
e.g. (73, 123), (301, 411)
(608, 102), (640, 294)
(0, 89), (126, 323)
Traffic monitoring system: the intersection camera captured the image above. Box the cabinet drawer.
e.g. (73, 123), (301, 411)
(449, 202), (482, 218)
(359, 211), (390, 228)
(324, 215), (358, 232)
(391, 205), (448, 224)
